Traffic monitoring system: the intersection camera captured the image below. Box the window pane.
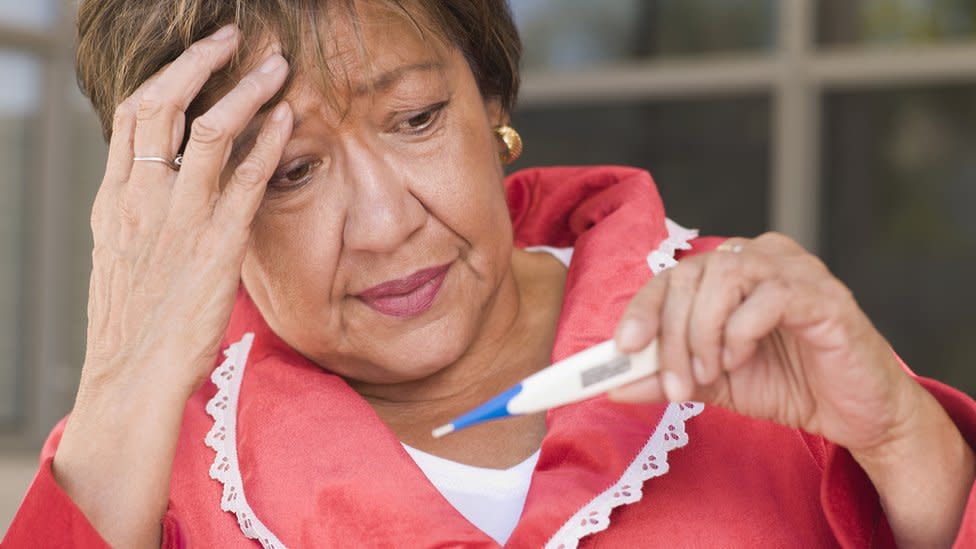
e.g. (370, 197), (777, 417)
(512, 96), (771, 238)
(822, 85), (976, 395)
(819, 0), (976, 46)
(511, 0), (777, 71)
(0, 0), (58, 28)
(0, 51), (40, 428)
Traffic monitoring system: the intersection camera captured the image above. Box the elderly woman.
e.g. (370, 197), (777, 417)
(5, 1), (976, 548)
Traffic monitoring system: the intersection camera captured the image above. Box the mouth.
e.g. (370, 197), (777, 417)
(354, 262), (452, 318)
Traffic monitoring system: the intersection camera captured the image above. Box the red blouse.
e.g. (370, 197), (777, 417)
(5, 166), (976, 548)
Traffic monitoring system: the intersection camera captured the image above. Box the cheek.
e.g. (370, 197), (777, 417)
(429, 153), (513, 297)
(243, 199), (345, 309)
(429, 110), (510, 240)
(460, 133), (512, 252)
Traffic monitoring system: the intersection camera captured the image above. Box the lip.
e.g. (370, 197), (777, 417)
(354, 263), (451, 318)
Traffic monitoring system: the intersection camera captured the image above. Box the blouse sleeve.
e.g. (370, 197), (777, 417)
(820, 377), (976, 548)
(1, 418), (186, 549)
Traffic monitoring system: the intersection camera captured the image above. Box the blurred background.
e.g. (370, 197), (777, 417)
(2, 0), (976, 534)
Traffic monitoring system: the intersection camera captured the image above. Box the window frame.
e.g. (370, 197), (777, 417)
(517, 0), (976, 253)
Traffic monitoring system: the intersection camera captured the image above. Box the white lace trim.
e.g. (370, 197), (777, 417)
(542, 219), (704, 549)
(204, 218), (704, 548)
(543, 402), (704, 549)
(648, 219), (699, 275)
(204, 333), (287, 549)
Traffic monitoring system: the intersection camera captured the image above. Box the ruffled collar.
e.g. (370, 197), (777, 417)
(208, 166), (703, 548)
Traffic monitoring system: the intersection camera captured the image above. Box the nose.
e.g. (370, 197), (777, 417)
(341, 140), (426, 253)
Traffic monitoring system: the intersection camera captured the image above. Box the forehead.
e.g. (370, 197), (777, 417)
(271, 1), (453, 107)
(228, 4), (461, 157)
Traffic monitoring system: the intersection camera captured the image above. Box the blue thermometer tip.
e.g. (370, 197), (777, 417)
(431, 383), (523, 438)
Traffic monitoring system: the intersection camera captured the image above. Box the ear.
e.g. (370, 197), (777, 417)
(484, 96), (507, 128)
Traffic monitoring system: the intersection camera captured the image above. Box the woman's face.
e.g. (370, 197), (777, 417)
(238, 8), (514, 384)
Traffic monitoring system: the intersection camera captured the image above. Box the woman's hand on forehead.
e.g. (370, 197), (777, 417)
(53, 25), (295, 549)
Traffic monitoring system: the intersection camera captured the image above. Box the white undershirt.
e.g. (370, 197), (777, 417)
(402, 444), (541, 545)
(402, 246), (572, 545)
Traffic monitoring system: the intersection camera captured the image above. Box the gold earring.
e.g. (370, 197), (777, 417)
(494, 125), (523, 165)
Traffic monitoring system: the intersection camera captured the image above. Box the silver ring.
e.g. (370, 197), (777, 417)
(133, 154), (183, 171)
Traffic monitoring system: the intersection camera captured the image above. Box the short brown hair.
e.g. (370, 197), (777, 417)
(76, 0), (522, 140)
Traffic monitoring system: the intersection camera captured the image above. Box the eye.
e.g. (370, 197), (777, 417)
(270, 159), (321, 190)
(284, 163), (312, 181)
(396, 102), (447, 135)
(407, 111), (433, 129)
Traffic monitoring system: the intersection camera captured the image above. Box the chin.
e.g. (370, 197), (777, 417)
(393, 329), (475, 381)
(349, 312), (479, 385)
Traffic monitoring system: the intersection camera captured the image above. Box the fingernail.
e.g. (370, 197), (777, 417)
(271, 102), (290, 122)
(692, 357), (707, 382)
(662, 371), (686, 402)
(211, 24), (236, 41)
(258, 54), (285, 74)
(616, 319), (643, 351)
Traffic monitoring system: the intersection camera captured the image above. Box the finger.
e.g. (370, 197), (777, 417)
(723, 279), (789, 371)
(688, 245), (776, 384)
(98, 69), (170, 197)
(174, 53), (289, 210)
(687, 370), (735, 410)
(616, 271), (670, 354)
(656, 262), (703, 402)
(95, 77), (176, 240)
(213, 102), (293, 232)
(607, 373), (664, 403)
(686, 252), (742, 385)
(749, 232), (806, 256)
(609, 358), (735, 407)
(103, 101), (139, 186)
(130, 25), (240, 180)
(91, 99), (140, 237)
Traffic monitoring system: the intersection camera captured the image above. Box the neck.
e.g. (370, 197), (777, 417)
(352, 249), (566, 467)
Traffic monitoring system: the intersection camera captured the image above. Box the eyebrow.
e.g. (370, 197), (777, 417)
(229, 62), (445, 163)
(353, 62), (443, 96)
